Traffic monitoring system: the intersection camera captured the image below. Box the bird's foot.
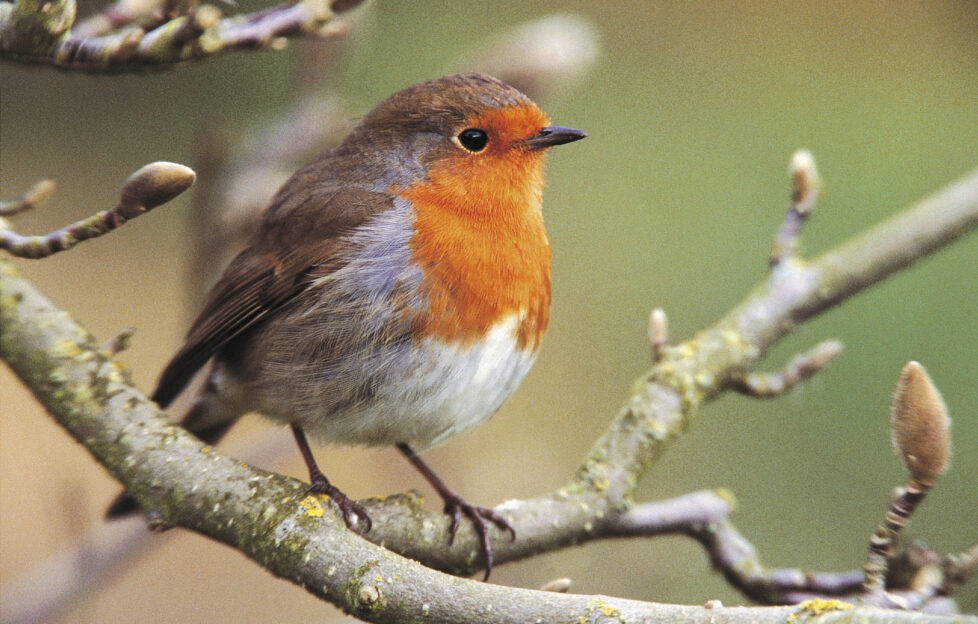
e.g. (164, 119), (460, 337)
(306, 472), (372, 534)
(442, 492), (515, 581)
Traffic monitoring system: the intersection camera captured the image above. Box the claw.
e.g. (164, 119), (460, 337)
(447, 505), (462, 544)
(442, 494), (514, 581)
(292, 425), (372, 533)
(396, 442), (514, 580)
(306, 474), (372, 533)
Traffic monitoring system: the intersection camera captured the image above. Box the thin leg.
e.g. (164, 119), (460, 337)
(397, 443), (514, 581)
(292, 424), (371, 533)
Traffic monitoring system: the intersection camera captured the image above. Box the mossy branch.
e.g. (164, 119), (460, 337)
(574, 168), (978, 508)
(0, 260), (964, 624)
(3, 167), (977, 622)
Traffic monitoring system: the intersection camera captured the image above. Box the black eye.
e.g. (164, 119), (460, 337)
(457, 128), (489, 152)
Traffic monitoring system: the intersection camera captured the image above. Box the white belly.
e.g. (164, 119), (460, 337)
(279, 313), (537, 451)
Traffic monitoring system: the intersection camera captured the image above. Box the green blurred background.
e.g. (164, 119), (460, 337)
(2, 2), (976, 622)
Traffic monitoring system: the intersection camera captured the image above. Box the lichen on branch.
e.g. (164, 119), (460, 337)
(0, 0), (364, 71)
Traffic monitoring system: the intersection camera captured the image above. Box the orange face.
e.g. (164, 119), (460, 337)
(402, 102), (554, 350)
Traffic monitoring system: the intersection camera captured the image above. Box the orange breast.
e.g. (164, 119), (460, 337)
(401, 142), (551, 351)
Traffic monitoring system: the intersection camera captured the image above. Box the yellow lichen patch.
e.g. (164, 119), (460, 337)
(52, 340), (82, 358)
(796, 599), (853, 616)
(299, 495), (325, 518)
(600, 605), (620, 617)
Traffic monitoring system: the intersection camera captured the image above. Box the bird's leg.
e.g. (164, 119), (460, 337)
(291, 424), (371, 533)
(396, 442), (515, 580)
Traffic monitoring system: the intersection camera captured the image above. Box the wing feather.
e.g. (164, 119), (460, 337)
(150, 186), (395, 408)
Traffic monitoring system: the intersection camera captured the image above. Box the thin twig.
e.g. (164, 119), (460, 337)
(100, 326), (135, 356)
(70, 0), (167, 39)
(943, 545), (978, 595)
(863, 480), (933, 596)
(0, 162), (194, 258)
(648, 307), (668, 362)
(0, 0), (365, 71)
(733, 339), (842, 397)
(0, 179), (56, 217)
(770, 149), (820, 265)
(691, 518), (865, 603)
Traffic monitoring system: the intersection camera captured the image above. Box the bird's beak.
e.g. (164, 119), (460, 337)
(521, 126), (587, 150)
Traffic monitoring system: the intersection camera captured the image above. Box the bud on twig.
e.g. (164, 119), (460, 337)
(119, 161), (197, 215)
(789, 149), (820, 216)
(1, 161), (196, 258)
(890, 361), (950, 485)
(864, 361), (952, 595)
(538, 577), (572, 593)
(648, 307), (668, 362)
(769, 149), (821, 265)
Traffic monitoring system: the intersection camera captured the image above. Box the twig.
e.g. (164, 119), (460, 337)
(943, 545), (978, 595)
(733, 339), (842, 397)
(691, 518), (865, 604)
(770, 149), (821, 265)
(863, 481), (935, 604)
(605, 489), (733, 536)
(100, 326), (135, 356)
(648, 307), (668, 362)
(69, 0), (167, 39)
(0, 179), (56, 216)
(537, 578), (572, 593)
(573, 166), (978, 515)
(0, 162), (194, 258)
(0, 0), (365, 71)
(863, 362), (951, 604)
(607, 490), (868, 603)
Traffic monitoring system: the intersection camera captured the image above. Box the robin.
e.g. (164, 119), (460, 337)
(108, 73), (586, 578)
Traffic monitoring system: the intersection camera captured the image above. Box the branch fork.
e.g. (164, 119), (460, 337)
(3, 150), (977, 621)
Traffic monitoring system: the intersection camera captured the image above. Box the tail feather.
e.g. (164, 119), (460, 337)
(151, 347), (207, 410)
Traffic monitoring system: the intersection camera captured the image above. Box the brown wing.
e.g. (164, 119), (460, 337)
(151, 185), (395, 408)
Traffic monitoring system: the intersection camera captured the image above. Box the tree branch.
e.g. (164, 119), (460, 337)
(3, 167), (976, 622)
(573, 168), (978, 510)
(0, 0), (364, 71)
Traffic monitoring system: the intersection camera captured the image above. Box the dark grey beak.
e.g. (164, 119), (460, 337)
(522, 125), (587, 150)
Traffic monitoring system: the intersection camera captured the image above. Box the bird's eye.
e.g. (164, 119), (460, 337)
(456, 128), (489, 152)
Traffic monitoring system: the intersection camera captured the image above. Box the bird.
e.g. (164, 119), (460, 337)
(107, 73), (586, 579)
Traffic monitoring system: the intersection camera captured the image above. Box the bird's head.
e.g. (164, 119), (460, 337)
(341, 73), (586, 218)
